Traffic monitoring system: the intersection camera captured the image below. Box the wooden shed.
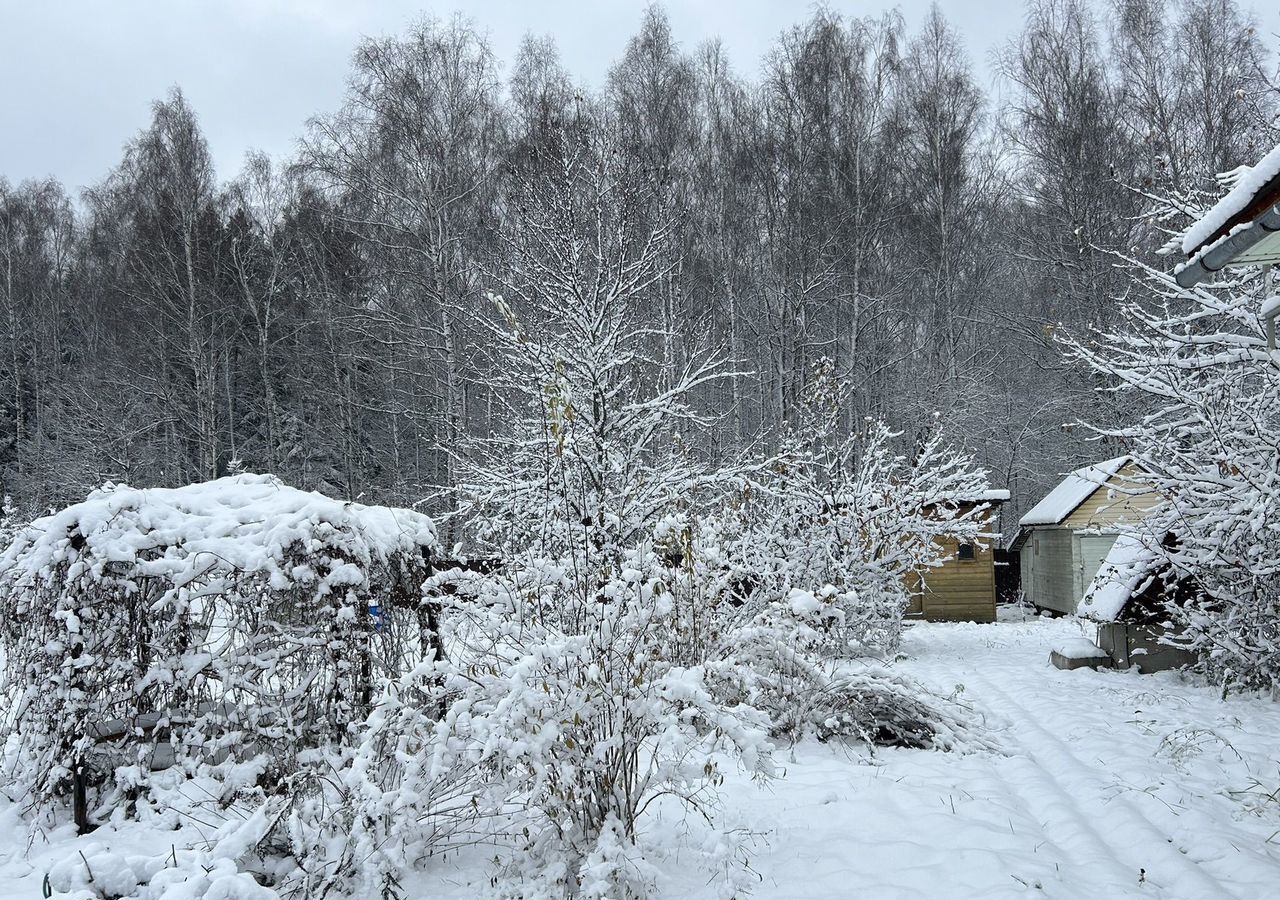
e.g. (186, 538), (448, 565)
(1014, 456), (1160, 615)
(907, 490), (1008, 623)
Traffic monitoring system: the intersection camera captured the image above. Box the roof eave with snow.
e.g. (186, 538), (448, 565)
(1077, 533), (1161, 622)
(1175, 142), (1280, 288)
(1175, 205), (1280, 288)
(1017, 456), (1130, 528)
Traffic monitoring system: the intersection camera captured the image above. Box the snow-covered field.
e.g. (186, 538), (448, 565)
(702, 613), (1280, 900)
(4, 614), (1279, 899)
(682, 614), (1280, 900)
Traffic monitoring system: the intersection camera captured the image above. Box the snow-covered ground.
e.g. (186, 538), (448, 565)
(4, 614), (1279, 899)
(683, 613), (1280, 900)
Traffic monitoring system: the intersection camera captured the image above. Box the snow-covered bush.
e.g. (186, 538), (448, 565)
(427, 127), (775, 897)
(681, 362), (1000, 747)
(720, 361), (999, 661)
(271, 658), (485, 898)
(431, 550), (773, 899)
(1070, 200), (1280, 692)
(418, 125), (997, 897)
(44, 805), (282, 900)
(0, 474), (435, 852)
(705, 602), (986, 748)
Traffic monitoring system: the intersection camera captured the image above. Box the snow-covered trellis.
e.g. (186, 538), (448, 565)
(0, 474), (436, 832)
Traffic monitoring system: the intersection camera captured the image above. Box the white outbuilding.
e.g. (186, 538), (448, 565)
(1012, 456), (1160, 615)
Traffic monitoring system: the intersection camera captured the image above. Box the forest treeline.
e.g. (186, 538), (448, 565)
(0, 0), (1276, 523)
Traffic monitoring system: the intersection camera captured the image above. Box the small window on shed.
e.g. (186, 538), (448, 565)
(957, 543), (976, 561)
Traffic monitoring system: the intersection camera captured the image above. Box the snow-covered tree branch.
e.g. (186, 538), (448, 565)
(1070, 250), (1280, 692)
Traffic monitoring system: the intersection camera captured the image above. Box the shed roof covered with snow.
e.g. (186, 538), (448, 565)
(1077, 533), (1160, 622)
(1018, 456), (1131, 527)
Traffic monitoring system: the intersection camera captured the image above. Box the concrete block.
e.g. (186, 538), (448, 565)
(1049, 649), (1113, 670)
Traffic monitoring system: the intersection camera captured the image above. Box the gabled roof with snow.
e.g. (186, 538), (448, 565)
(1018, 456), (1130, 527)
(0, 474), (437, 592)
(1078, 533), (1161, 622)
(1181, 142), (1280, 256)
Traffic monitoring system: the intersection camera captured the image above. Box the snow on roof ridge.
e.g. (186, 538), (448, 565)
(1017, 455), (1131, 527)
(1181, 141), (1280, 255)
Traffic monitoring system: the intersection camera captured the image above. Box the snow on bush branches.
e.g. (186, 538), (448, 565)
(422, 128), (996, 897)
(427, 127), (779, 898)
(1070, 231), (1280, 692)
(736, 362), (999, 661)
(0, 474), (435, 892)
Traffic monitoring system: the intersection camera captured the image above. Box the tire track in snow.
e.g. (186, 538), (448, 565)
(964, 669), (1238, 900)
(955, 705), (1147, 891)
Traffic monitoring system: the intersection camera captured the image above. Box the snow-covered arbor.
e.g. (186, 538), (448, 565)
(0, 474), (436, 830)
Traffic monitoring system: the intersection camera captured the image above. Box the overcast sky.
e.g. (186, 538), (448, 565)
(0, 1), (1269, 195)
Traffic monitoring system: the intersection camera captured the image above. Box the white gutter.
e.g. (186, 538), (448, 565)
(1175, 204), (1280, 289)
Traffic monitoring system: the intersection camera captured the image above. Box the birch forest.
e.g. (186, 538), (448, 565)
(1, 0), (1276, 526)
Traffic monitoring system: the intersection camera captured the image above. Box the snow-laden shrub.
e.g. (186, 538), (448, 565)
(670, 364), (1000, 749)
(1069, 212), (1280, 692)
(0, 474), (435, 840)
(705, 588), (990, 749)
(272, 658), (486, 899)
(798, 667), (990, 750)
(44, 802), (283, 899)
(439, 334), (986, 894)
(429, 127), (778, 897)
(427, 546), (774, 899)
(713, 361), (999, 661)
